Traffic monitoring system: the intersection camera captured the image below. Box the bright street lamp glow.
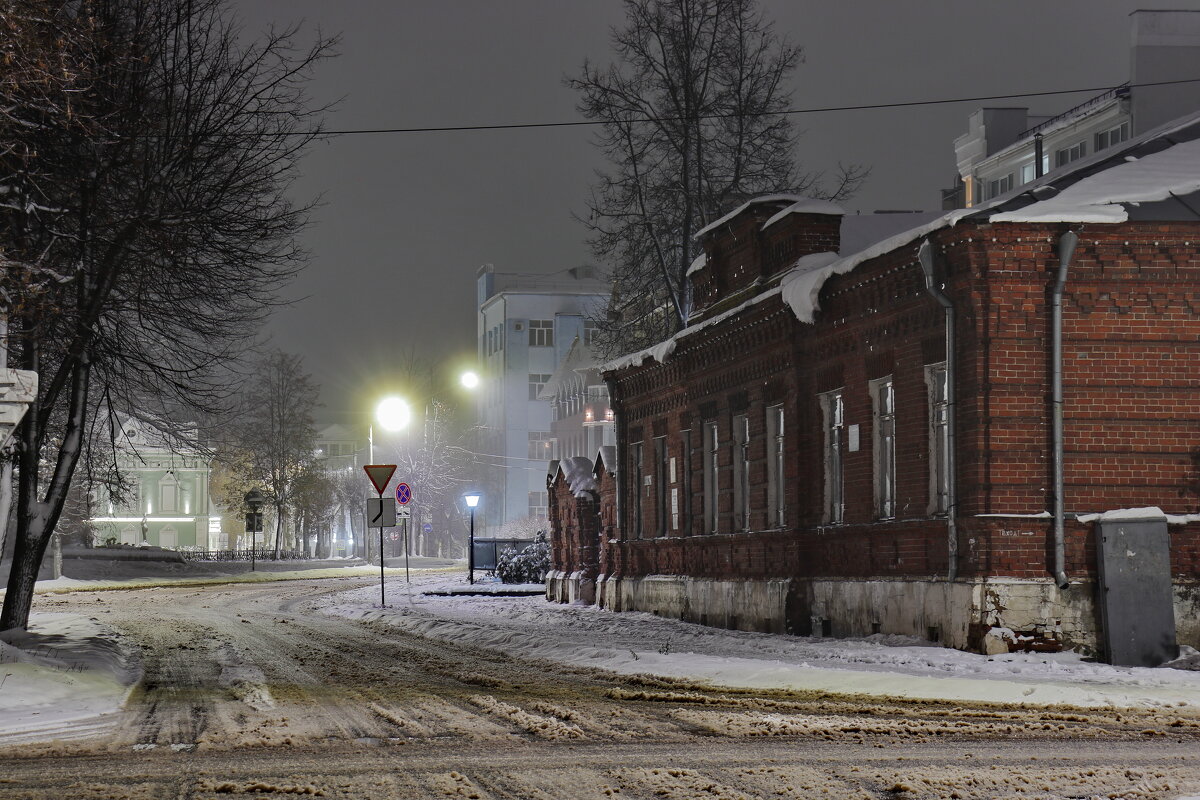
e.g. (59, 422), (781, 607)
(375, 396), (411, 432)
(463, 492), (481, 509)
(460, 371), (480, 390)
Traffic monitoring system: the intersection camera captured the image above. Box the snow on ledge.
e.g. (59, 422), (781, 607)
(685, 251), (707, 277)
(1076, 506), (1169, 524)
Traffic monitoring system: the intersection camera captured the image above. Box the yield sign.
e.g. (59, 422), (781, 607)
(363, 464), (396, 495)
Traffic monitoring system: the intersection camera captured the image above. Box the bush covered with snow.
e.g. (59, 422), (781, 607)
(495, 533), (549, 584)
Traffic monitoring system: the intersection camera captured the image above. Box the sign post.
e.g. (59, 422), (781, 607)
(364, 464), (397, 607)
(396, 482), (412, 583)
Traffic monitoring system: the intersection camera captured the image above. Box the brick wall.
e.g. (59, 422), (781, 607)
(586, 211), (1200, 588)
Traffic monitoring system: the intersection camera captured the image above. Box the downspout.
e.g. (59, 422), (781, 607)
(604, 376), (624, 562)
(1051, 231), (1079, 591)
(918, 240), (958, 581)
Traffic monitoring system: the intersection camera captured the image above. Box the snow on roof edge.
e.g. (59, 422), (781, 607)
(694, 194), (827, 240)
(760, 199), (846, 232)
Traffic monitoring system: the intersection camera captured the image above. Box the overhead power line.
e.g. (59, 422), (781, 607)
(317, 77), (1200, 137)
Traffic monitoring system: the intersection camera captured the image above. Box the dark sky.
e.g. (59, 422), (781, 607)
(231, 1), (1196, 417)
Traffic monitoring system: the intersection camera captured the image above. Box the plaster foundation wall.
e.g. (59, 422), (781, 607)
(601, 575), (793, 634)
(596, 575), (1200, 654)
(545, 570), (596, 605)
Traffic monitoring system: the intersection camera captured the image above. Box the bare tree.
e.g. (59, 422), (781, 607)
(217, 350), (320, 559)
(0, 0), (333, 631)
(570, 0), (866, 356)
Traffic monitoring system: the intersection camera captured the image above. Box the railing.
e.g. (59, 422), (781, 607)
(1019, 84), (1130, 139)
(181, 548), (305, 562)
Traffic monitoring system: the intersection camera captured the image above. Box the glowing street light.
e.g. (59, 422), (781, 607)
(460, 370), (480, 390)
(375, 396), (412, 432)
(463, 492), (481, 585)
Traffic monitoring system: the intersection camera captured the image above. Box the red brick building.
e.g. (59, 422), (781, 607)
(548, 115), (1200, 659)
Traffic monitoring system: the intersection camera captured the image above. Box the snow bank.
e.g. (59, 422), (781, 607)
(0, 614), (140, 744)
(322, 574), (1200, 711)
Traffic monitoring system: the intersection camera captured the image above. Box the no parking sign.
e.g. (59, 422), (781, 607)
(396, 482), (412, 505)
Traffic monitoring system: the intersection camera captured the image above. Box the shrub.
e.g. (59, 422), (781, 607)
(495, 532), (549, 584)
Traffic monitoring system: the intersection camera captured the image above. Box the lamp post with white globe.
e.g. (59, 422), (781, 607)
(463, 492), (481, 584)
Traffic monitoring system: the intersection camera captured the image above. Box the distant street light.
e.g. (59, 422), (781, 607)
(463, 492), (481, 585)
(460, 371), (480, 390)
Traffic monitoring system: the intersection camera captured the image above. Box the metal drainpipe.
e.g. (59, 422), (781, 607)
(918, 240), (958, 581)
(604, 376), (624, 553)
(1052, 231), (1079, 591)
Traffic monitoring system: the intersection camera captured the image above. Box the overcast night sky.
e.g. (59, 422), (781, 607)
(231, 1), (1200, 418)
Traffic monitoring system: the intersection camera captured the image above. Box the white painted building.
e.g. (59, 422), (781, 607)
(475, 264), (609, 534)
(945, 9), (1200, 209)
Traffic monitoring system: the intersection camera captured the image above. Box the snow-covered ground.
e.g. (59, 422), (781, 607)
(0, 613), (139, 744)
(3, 566), (1200, 752)
(322, 572), (1200, 712)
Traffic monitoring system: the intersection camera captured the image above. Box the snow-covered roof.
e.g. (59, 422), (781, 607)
(694, 194), (838, 240)
(990, 136), (1200, 223)
(594, 445), (617, 477)
(538, 336), (600, 401)
(606, 108), (1200, 376)
(685, 251), (707, 278)
(557, 456), (599, 498)
(760, 198), (846, 232)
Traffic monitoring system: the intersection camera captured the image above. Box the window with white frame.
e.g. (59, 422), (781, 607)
(703, 421), (719, 533)
(1094, 121), (1129, 152)
(732, 414), (750, 531)
(527, 431), (552, 460)
(871, 377), (897, 519)
(1019, 155), (1049, 185)
(1054, 141), (1087, 167)
(766, 405), (785, 528)
(528, 373), (551, 400)
(528, 319), (554, 347)
(583, 320), (599, 347)
(926, 363), (950, 515)
(528, 491), (548, 520)
(986, 173), (1013, 200)
(820, 390), (844, 524)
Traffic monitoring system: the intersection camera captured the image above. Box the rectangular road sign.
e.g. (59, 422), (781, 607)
(367, 497), (396, 528)
(397, 506), (411, 519)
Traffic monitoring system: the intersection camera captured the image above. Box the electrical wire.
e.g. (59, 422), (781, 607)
(313, 78), (1200, 137)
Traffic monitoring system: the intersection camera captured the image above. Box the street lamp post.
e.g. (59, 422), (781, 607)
(463, 492), (481, 585)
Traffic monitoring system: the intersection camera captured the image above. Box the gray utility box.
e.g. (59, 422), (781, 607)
(1095, 515), (1178, 667)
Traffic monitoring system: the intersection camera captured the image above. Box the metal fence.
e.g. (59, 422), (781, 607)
(471, 538), (535, 571)
(180, 548), (305, 562)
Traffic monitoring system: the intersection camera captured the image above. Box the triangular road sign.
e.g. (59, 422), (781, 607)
(363, 464), (397, 495)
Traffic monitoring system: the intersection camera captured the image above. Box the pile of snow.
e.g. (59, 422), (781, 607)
(322, 573), (1200, 711)
(0, 614), (140, 744)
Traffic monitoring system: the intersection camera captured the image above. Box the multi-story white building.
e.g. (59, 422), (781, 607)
(475, 264), (609, 534)
(945, 9), (1200, 209)
(539, 335), (615, 464)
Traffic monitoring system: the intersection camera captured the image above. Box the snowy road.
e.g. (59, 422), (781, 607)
(2, 578), (1200, 799)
